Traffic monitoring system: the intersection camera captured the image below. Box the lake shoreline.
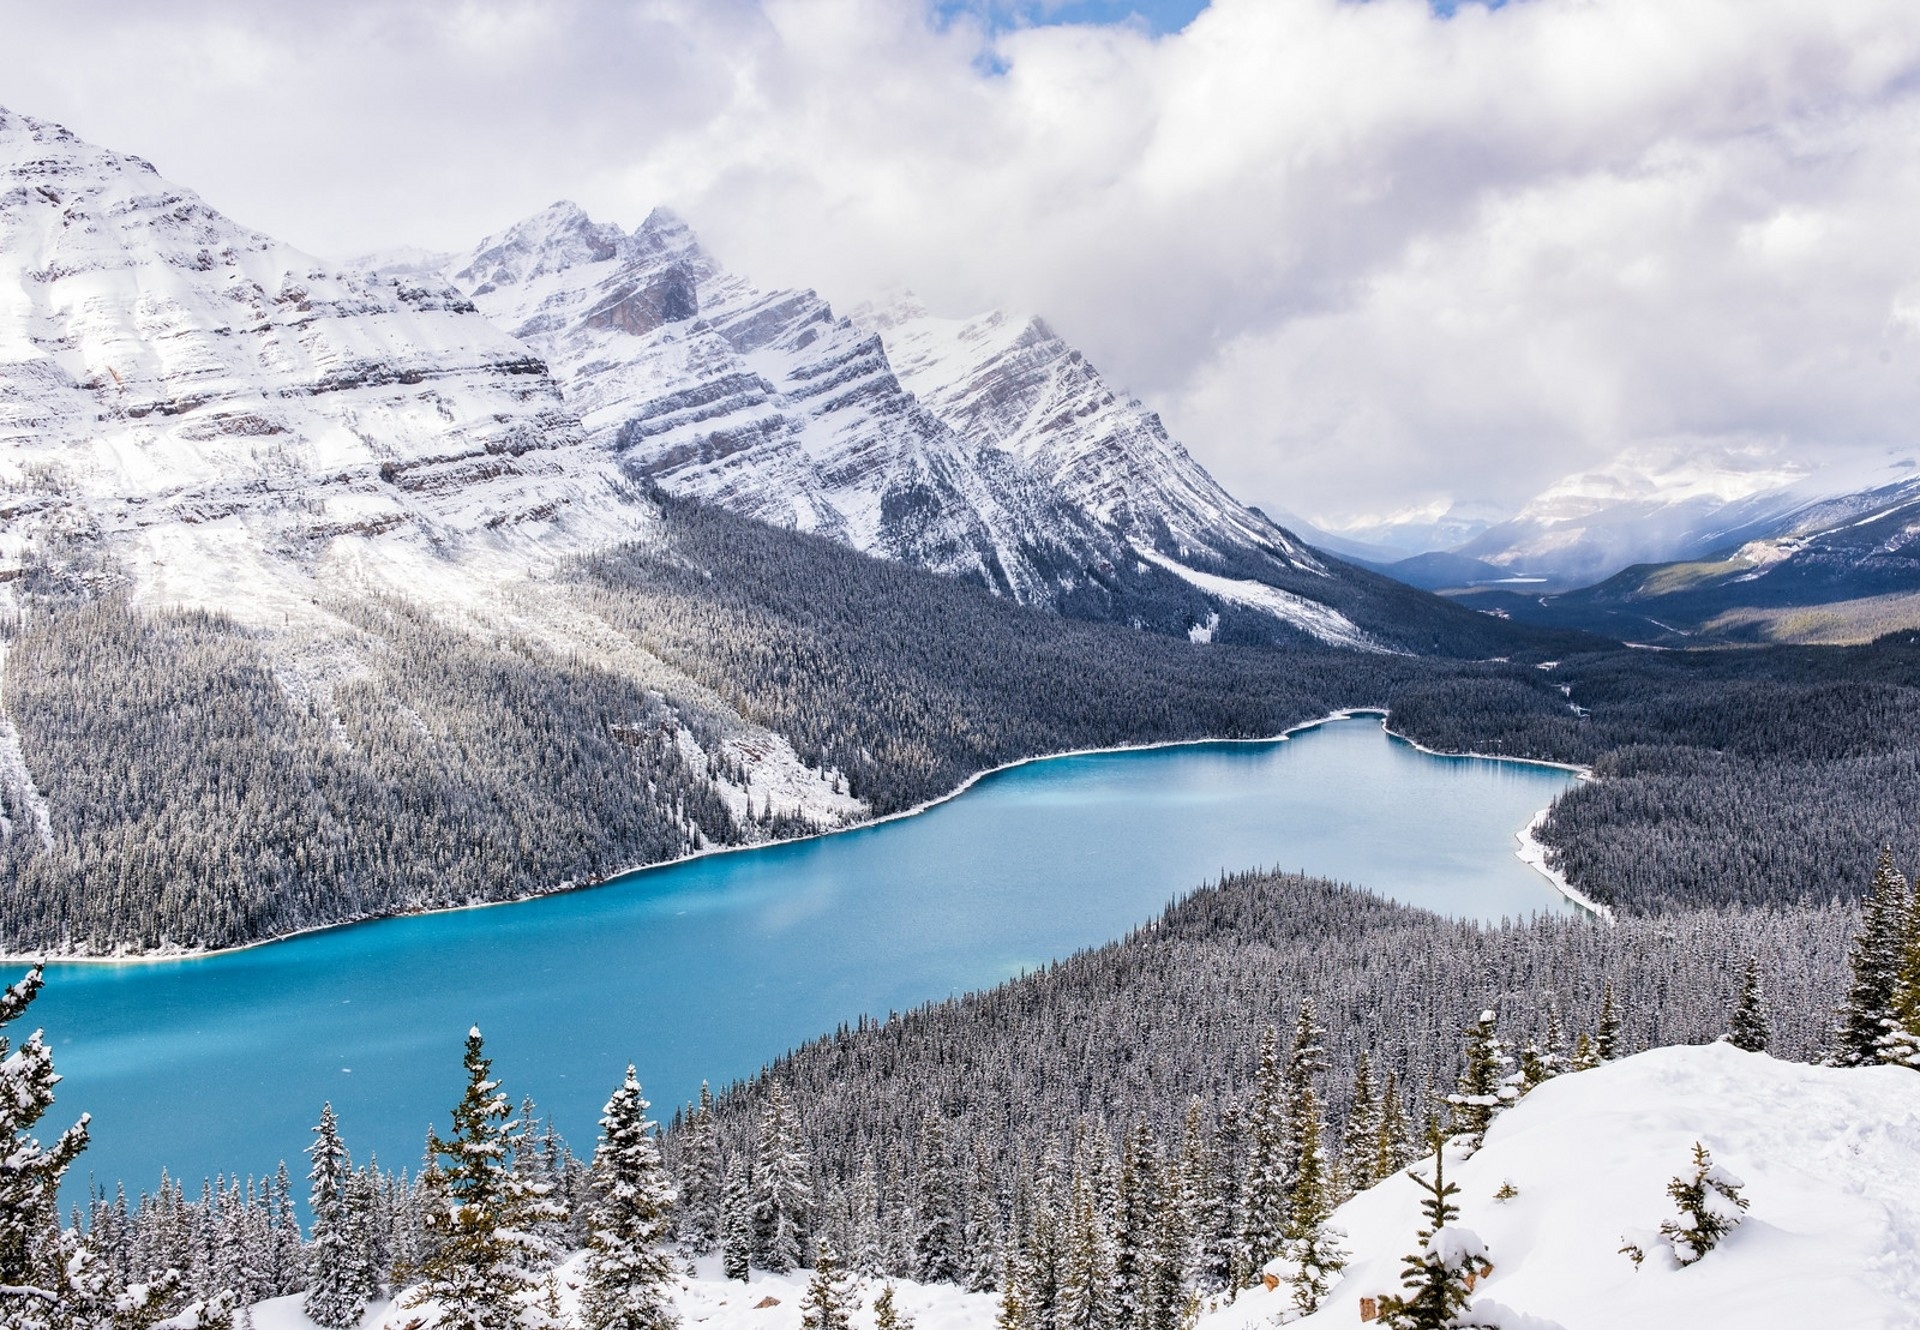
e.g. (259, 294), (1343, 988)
(10, 707), (1596, 968)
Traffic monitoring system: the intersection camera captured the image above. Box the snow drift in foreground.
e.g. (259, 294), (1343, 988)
(240, 1043), (1917, 1330)
(1209, 1041), (1920, 1330)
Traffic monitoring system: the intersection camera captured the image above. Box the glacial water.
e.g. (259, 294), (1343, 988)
(32, 714), (1578, 1198)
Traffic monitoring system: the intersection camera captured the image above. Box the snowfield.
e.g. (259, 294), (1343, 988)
(1207, 1042), (1920, 1330)
(237, 1044), (1920, 1330)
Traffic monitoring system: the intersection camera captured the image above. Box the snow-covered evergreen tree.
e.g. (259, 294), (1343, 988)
(1375, 1072), (1413, 1181)
(1276, 1082), (1345, 1322)
(1232, 1027), (1289, 1284)
(963, 1143), (1001, 1293)
(1727, 958), (1772, 1054)
(1445, 1010), (1517, 1152)
(0, 966), (93, 1328)
(406, 1026), (540, 1330)
(1339, 1054), (1382, 1196)
(1054, 1164), (1116, 1330)
(582, 1066), (680, 1330)
(1595, 982), (1623, 1063)
(799, 1239), (856, 1330)
(1659, 1141), (1748, 1266)
(305, 1102), (368, 1329)
(752, 1085), (811, 1273)
(1176, 1099), (1228, 1293)
(874, 1281), (914, 1330)
(1282, 1001), (1329, 1185)
(1372, 1142), (1489, 1330)
(1836, 849), (1910, 1066)
(912, 1114), (960, 1283)
(676, 1084), (723, 1254)
(721, 1157), (753, 1282)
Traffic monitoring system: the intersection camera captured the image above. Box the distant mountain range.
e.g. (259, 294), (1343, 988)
(1299, 444), (1920, 644)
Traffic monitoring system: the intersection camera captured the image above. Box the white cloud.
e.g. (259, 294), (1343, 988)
(4, 0), (1919, 522)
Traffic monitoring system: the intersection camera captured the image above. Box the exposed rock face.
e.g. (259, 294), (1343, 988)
(867, 298), (1319, 573)
(0, 107), (647, 618)
(454, 203), (1130, 606)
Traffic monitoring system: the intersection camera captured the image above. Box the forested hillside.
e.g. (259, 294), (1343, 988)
(6, 493), (1920, 951)
(1387, 639), (1920, 911)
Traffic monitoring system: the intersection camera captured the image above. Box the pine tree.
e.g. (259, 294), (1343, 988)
(1727, 958), (1772, 1054)
(676, 1084), (723, 1254)
(1339, 1054), (1382, 1196)
(1836, 849), (1911, 1066)
(1233, 1027), (1289, 1284)
(1175, 1099), (1227, 1293)
(305, 1103), (368, 1330)
(1445, 1009), (1517, 1152)
(845, 1165), (885, 1277)
(875, 1281), (915, 1330)
(1374, 1072), (1412, 1181)
(912, 1114), (960, 1283)
(1877, 860), (1920, 1069)
(1372, 1141), (1489, 1330)
(798, 1240), (856, 1330)
(582, 1067), (680, 1330)
(751, 1085), (810, 1273)
(1282, 1001), (1330, 1184)
(1278, 1082), (1345, 1321)
(406, 1026), (538, 1330)
(963, 1143), (1002, 1293)
(1115, 1122), (1159, 1330)
(0, 966), (93, 1327)
(1659, 1142), (1748, 1266)
(1594, 982), (1623, 1063)
(721, 1157), (753, 1281)
(1054, 1164), (1116, 1330)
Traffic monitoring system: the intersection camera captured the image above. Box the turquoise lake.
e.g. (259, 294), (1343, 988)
(32, 714), (1578, 1198)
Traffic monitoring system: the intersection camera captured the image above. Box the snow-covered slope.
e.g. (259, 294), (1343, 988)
(0, 105), (652, 623)
(442, 206), (1440, 650)
(1211, 1043), (1920, 1330)
(452, 203), (1125, 606)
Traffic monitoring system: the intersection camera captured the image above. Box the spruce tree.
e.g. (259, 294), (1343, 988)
(305, 1103), (368, 1330)
(720, 1158), (753, 1281)
(1232, 1027), (1288, 1284)
(1372, 1141), (1488, 1330)
(798, 1240), (855, 1330)
(963, 1144), (1002, 1293)
(1175, 1099), (1228, 1293)
(0, 966), (92, 1327)
(1054, 1166), (1116, 1330)
(751, 1085), (810, 1273)
(1375, 1072), (1412, 1181)
(676, 1085), (723, 1254)
(912, 1114), (960, 1283)
(1877, 860), (1920, 1069)
(1836, 849), (1911, 1066)
(1595, 982), (1623, 1063)
(874, 1281), (914, 1330)
(1278, 1082), (1346, 1321)
(582, 1067), (680, 1330)
(1282, 1000), (1330, 1184)
(1340, 1054), (1382, 1195)
(1445, 1009), (1517, 1152)
(1659, 1142), (1748, 1266)
(1727, 958), (1772, 1054)
(406, 1026), (537, 1330)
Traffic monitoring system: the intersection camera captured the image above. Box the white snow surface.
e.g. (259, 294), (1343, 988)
(244, 1254), (998, 1330)
(1135, 546), (1385, 652)
(1208, 1042), (1920, 1330)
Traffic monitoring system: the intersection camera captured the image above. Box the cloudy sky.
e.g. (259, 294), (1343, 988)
(4, 0), (1920, 529)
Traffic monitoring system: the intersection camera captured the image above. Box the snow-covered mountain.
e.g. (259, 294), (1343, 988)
(0, 106), (652, 622)
(450, 203), (1129, 608)
(442, 203), (1448, 651)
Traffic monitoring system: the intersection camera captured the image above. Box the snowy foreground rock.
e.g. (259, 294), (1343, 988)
(238, 1044), (1918, 1330)
(1208, 1042), (1920, 1330)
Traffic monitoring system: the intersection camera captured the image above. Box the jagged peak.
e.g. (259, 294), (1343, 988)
(0, 105), (157, 176)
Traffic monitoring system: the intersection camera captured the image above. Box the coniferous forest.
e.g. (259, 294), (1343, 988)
(6, 496), (1920, 952)
(5, 850), (1919, 1328)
